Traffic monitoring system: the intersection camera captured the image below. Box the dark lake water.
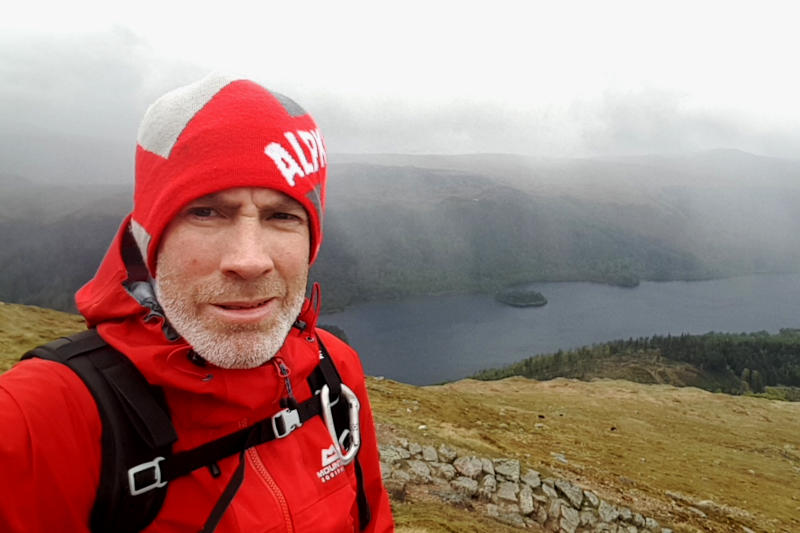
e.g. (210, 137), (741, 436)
(320, 273), (800, 385)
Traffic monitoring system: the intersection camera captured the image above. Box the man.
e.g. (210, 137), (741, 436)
(0, 74), (394, 532)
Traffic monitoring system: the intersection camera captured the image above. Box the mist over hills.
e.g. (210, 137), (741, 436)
(2, 150), (800, 312)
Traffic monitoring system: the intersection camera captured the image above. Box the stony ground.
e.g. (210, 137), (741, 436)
(368, 376), (800, 532)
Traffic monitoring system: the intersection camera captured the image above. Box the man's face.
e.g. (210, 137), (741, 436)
(154, 187), (310, 369)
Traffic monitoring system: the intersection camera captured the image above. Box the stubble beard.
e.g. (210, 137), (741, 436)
(154, 268), (307, 369)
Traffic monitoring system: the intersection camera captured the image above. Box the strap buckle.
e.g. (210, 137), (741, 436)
(271, 408), (302, 438)
(128, 456), (167, 496)
(320, 384), (361, 465)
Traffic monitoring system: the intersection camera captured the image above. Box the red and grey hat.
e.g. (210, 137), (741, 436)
(131, 73), (327, 275)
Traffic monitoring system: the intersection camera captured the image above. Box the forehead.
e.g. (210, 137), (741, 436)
(188, 187), (302, 208)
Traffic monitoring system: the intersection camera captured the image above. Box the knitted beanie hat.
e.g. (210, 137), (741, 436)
(131, 73), (327, 275)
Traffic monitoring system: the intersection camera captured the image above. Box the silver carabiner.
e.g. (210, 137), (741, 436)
(320, 383), (361, 465)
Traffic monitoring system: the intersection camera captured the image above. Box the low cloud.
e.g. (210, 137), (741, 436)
(1, 30), (798, 186)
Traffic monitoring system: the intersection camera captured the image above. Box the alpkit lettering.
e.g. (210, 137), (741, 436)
(264, 128), (327, 186)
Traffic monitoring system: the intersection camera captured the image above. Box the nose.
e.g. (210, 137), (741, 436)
(219, 219), (275, 280)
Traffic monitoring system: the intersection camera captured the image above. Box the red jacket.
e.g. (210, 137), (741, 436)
(0, 220), (394, 532)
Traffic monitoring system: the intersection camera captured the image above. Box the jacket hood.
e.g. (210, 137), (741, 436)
(76, 214), (148, 327)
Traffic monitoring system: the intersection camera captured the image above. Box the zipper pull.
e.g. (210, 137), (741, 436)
(273, 357), (297, 409)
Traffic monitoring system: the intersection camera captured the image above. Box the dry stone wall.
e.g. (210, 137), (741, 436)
(380, 439), (672, 533)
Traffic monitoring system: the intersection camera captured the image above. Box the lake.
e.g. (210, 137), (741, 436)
(320, 273), (800, 385)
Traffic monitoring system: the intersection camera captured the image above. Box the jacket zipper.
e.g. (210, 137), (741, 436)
(245, 357), (297, 533)
(247, 446), (294, 532)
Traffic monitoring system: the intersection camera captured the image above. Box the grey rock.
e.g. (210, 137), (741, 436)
(379, 462), (392, 480)
(535, 506), (548, 524)
(519, 485), (534, 515)
(555, 479), (584, 508)
(478, 473), (497, 500)
(406, 459), (432, 483)
(481, 457), (495, 475)
(496, 481), (520, 503)
(548, 498), (564, 519)
(542, 482), (558, 499)
(437, 443), (457, 463)
(632, 513), (645, 527)
(580, 509), (597, 526)
(495, 510), (526, 529)
(433, 489), (467, 507)
(583, 490), (600, 508)
(560, 504), (580, 533)
(421, 445), (438, 463)
(493, 458), (521, 482)
(521, 468), (541, 488)
(450, 476), (479, 497)
(618, 506), (633, 521)
(398, 438), (408, 448)
(378, 445), (402, 464)
(644, 517), (660, 529)
(598, 500), (619, 523)
(480, 473), (497, 489)
(391, 469), (411, 482)
(532, 491), (548, 504)
(433, 462), (456, 481)
(453, 456), (483, 478)
(499, 502), (520, 514)
(621, 526), (638, 533)
(408, 442), (422, 456)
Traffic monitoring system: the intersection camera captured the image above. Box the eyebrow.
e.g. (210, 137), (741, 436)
(188, 193), (305, 213)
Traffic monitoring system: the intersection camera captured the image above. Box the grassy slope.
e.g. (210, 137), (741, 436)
(2, 303), (798, 532)
(0, 302), (85, 371)
(369, 377), (800, 532)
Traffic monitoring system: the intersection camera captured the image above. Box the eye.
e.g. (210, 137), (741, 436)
(271, 212), (301, 221)
(186, 207), (217, 218)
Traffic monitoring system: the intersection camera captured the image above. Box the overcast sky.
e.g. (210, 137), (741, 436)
(3, 0), (800, 184)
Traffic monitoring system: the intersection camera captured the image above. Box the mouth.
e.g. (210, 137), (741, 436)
(214, 299), (272, 310)
(207, 298), (279, 325)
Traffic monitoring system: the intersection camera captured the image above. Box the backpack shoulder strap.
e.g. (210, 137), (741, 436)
(23, 330), (178, 533)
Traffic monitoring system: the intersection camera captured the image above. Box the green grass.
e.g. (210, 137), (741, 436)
(368, 376), (800, 532)
(0, 302), (85, 372)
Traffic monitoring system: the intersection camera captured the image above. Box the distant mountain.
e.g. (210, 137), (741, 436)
(315, 151), (800, 308)
(3, 150), (800, 311)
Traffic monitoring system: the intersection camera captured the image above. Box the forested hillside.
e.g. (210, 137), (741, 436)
(473, 329), (800, 400)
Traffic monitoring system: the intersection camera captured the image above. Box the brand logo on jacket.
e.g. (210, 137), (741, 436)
(317, 444), (344, 483)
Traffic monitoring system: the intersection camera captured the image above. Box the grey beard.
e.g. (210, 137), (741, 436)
(154, 278), (305, 369)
